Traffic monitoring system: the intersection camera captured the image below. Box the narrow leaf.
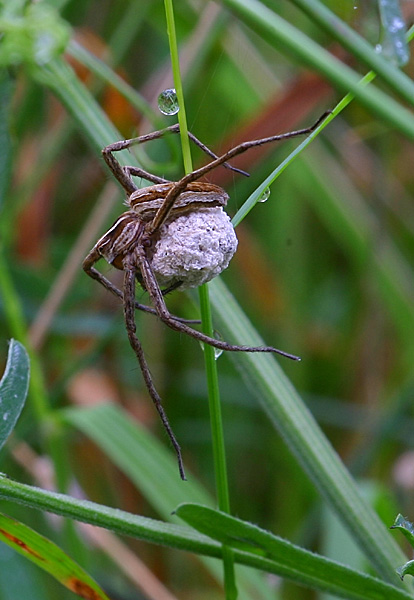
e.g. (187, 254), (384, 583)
(176, 503), (411, 600)
(208, 277), (408, 584)
(391, 514), (414, 547)
(378, 0), (409, 66)
(0, 511), (110, 600)
(0, 340), (29, 450)
(0, 477), (410, 600)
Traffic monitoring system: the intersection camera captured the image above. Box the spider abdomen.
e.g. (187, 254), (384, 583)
(129, 181), (228, 221)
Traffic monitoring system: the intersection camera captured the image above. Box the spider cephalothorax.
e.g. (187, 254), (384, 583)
(83, 115), (329, 479)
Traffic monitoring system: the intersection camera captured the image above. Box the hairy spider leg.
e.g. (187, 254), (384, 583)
(83, 240), (300, 358)
(102, 123), (250, 197)
(123, 258), (186, 480)
(134, 240), (300, 360)
(147, 111), (331, 234)
(83, 247), (199, 324)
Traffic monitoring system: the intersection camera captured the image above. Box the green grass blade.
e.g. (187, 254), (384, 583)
(207, 277), (408, 587)
(0, 511), (110, 600)
(0, 476), (409, 599)
(164, 1), (237, 595)
(0, 475), (220, 555)
(67, 40), (157, 123)
(220, 0), (414, 137)
(176, 503), (411, 600)
(291, 0), (412, 94)
(377, 0), (410, 66)
(294, 150), (414, 352)
(0, 340), (29, 450)
(62, 403), (274, 600)
(63, 403), (212, 516)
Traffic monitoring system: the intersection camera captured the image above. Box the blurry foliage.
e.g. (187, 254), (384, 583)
(0, 0), (414, 599)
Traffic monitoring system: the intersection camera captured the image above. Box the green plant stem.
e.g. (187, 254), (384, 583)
(198, 285), (238, 600)
(164, 1), (237, 597)
(232, 69), (375, 226)
(0, 476), (411, 600)
(163, 0), (192, 173)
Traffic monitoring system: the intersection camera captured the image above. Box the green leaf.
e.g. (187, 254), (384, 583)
(291, 0), (412, 90)
(220, 0), (414, 137)
(0, 340), (29, 450)
(207, 277), (408, 585)
(391, 514), (414, 547)
(176, 503), (411, 600)
(397, 560), (414, 581)
(62, 403), (275, 600)
(0, 476), (411, 600)
(0, 511), (110, 600)
(378, 0), (409, 66)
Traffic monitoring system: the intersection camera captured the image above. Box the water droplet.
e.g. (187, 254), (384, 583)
(3, 412), (9, 421)
(214, 347), (223, 360)
(375, 43), (383, 53)
(157, 89), (179, 115)
(389, 17), (404, 33)
(199, 332), (224, 360)
(258, 187), (270, 203)
(199, 343), (224, 360)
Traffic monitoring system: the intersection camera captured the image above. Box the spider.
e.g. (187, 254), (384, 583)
(83, 113), (329, 480)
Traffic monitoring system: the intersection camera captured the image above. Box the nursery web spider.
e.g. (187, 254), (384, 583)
(83, 113), (329, 480)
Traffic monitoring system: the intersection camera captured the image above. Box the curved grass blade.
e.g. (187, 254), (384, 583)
(176, 503), (411, 600)
(378, 0), (409, 66)
(0, 511), (110, 600)
(0, 340), (30, 451)
(207, 277), (408, 586)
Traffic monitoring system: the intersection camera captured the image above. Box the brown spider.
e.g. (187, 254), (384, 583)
(83, 114), (329, 479)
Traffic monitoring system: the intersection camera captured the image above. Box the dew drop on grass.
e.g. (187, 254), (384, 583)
(214, 347), (223, 360)
(258, 187), (271, 203)
(158, 89), (179, 115)
(199, 337), (224, 360)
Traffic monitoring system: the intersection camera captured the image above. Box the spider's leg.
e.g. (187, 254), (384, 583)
(83, 247), (199, 324)
(186, 130), (249, 177)
(147, 111), (331, 235)
(102, 125), (182, 194)
(136, 244), (300, 361)
(123, 261), (186, 480)
(176, 112), (332, 188)
(125, 166), (170, 185)
(103, 123), (249, 194)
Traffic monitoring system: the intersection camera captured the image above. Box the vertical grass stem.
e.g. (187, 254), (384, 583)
(163, 1), (237, 597)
